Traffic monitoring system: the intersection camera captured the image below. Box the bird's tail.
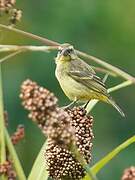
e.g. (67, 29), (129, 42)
(107, 98), (125, 117)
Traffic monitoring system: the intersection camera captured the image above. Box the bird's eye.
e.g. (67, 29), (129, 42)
(58, 49), (62, 53)
(67, 48), (73, 53)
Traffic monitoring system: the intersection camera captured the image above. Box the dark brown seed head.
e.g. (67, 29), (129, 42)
(45, 139), (85, 180)
(45, 107), (94, 180)
(67, 107), (94, 163)
(43, 107), (75, 147)
(20, 80), (94, 180)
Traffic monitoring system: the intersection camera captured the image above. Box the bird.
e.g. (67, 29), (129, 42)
(55, 43), (125, 117)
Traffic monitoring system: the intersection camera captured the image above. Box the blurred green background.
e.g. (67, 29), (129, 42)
(1, 0), (135, 179)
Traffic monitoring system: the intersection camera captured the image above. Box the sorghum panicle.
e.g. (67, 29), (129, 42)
(67, 107), (94, 163)
(20, 79), (58, 123)
(20, 79), (94, 180)
(45, 139), (85, 180)
(20, 79), (74, 147)
(45, 107), (94, 180)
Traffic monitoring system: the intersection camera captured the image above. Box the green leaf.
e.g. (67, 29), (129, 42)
(5, 129), (26, 180)
(28, 139), (49, 180)
(83, 135), (135, 180)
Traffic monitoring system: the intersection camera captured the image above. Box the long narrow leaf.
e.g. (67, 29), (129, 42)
(83, 135), (135, 180)
(28, 140), (48, 180)
(5, 129), (26, 180)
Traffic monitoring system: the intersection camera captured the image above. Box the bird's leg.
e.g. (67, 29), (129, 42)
(62, 98), (78, 110)
(84, 100), (90, 109)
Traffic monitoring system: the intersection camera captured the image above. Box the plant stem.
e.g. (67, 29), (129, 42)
(0, 63), (6, 180)
(108, 80), (132, 93)
(91, 66), (116, 77)
(0, 45), (116, 77)
(0, 57), (26, 179)
(5, 128), (26, 180)
(0, 45), (58, 53)
(83, 135), (135, 180)
(86, 80), (133, 112)
(0, 51), (23, 63)
(0, 24), (135, 83)
(0, 24), (59, 46)
(91, 135), (135, 174)
(77, 51), (135, 83)
(71, 145), (98, 180)
(28, 140), (48, 180)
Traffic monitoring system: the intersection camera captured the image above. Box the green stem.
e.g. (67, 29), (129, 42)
(0, 54), (26, 179)
(77, 51), (135, 83)
(86, 80), (133, 113)
(92, 136), (135, 174)
(108, 80), (132, 93)
(0, 24), (59, 46)
(83, 136), (135, 180)
(71, 145), (98, 180)
(28, 140), (48, 180)
(0, 45), (58, 53)
(0, 64), (6, 180)
(91, 66), (117, 77)
(0, 51), (23, 63)
(0, 24), (135, 83)
(5, 128), (26, 180)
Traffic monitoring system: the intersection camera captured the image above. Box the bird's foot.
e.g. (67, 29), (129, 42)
(83, 100), (90, 109)
(62, 100), (78, 110)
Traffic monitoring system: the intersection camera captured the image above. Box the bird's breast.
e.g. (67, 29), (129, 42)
(55, 65), (91, 101)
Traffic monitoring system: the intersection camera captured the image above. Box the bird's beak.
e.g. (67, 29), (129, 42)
(57, 50), (70, 61)
(62, 49), (69, 56)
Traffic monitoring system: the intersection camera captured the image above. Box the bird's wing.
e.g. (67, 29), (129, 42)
(68, 59), (108, 96)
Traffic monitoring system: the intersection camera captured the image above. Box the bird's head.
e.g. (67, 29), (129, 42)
(55, 43), (77, 63)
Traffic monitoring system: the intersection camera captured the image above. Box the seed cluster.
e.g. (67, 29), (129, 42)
(45, 139), (85, 180)
(67, 107), (94, 163)
(20, 79), (74, 147)
(121, 166), (135, 180)
(20, 79), (94, 180)
(0, 0), (22, 25)
(11, 125), (25, 145)
(45, 107), (94, 180)
(43, 107), (74, 147)
(0, 0), (16, 11)
(0, 161), (16, 180)
(20, 79), (57, 126)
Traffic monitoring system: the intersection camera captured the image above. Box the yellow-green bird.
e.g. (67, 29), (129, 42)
(55, 43), (125, 117)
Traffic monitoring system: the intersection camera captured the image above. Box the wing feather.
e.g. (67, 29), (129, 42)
(69, 59), (108, 96)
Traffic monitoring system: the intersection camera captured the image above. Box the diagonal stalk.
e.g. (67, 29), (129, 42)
(28, 140), (48, 180)
(83, 135), (135, 180)
(0, 45), (58, 53)
(70, 144), (98, 180)
(0, 45), (116, 77)
(5, 129), (26, 180)
(91, 135), (135, 174)
(0, 55), (26, 179)
(77, 50), (135, 83)
(86, 80), (132, 113)
(0, 63), (6, 180)
(0, 24), (135, 83)
(0, 51), (23, 63)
